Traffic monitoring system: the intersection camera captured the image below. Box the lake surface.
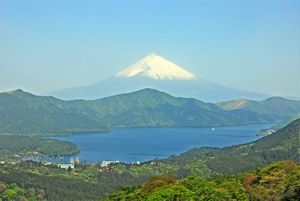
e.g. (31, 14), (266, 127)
(27, 124), (272, 164)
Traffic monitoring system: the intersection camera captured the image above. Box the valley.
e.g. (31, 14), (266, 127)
(0, 87), (299, 200)
(0, 119), (299, 200)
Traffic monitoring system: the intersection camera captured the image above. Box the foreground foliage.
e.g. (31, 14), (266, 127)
(105, 160), (300, 201)
(0, 182), (46, 201)
(1, 160), (298, 201)
(0, 161), (106, 200)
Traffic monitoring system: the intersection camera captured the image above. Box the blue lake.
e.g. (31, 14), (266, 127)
(28, 124), (272, 164)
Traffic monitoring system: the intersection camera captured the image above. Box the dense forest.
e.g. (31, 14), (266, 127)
(0, 160), (298, 200)
(0, 161), (106, 200)
(105, 160), (300, 201)
(0, 119), (298, 200)
(0, 89), (109, 135)
(0, 135), (80, 159)
(0, 88), (291, 135)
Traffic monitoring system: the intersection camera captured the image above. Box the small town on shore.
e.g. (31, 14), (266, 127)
(0, 156), (144, 171)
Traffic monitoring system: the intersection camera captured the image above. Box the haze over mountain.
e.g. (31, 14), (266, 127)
(46, 54), (272, 102)
(217, 97), (300, 117)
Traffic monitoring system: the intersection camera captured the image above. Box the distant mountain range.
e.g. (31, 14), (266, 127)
(1, 88), (294, 135)
(85, 88), (280, 127)
(45, 53), (273, 102)
(217, 97), (300, 117)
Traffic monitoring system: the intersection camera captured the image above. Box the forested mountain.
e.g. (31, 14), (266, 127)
(217, 97), (300, 117)
(0, 89), (282, 135)
(85, 88), (279, 127)
(0, 89), (109, 135)
(202, 118), (300, 174)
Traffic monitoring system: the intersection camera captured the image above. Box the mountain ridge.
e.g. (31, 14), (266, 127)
(0, 88), (284, 135)
(0, 89), (110, 135)
(217, 97), (300, 116)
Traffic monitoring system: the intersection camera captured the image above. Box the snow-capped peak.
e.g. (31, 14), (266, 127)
(115, 53), (197, 80)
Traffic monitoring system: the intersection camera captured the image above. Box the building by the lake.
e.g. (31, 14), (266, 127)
(57, 157), (77, 169)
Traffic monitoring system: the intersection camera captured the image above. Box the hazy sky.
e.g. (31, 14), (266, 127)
(1, 0), (299, 97)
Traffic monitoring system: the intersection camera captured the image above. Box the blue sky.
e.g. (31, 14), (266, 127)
(1, 0), (299, 97)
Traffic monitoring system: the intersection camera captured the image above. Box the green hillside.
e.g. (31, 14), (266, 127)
(88, 89), (280, 127)
(104, 160), (300, 201)
(203, 118), (299, 174)
(0, 88), (281, 135)
(257, 115), (300, 136)
(0, 89), (109, 135)
(271, 115), (300, 130)
(216, 97), (300, 117)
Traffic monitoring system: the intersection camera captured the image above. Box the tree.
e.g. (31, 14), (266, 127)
(75, 157), (80, 164)
(2, 189), (17, 201)
(68, 166), (72, 175)
(243, 174), (256, 187)
(0, 183), (7, 194)
(138, 174), (177, 195)
(19, 196), (28, 201)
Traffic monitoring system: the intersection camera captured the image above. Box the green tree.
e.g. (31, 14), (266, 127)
(138, 174), (177, 195)
(68, 166), (72, 175)
(2, 189), (17, 201)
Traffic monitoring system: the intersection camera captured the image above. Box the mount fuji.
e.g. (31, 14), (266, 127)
(46, 53), (271, 102)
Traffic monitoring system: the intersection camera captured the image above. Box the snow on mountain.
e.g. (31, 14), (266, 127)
(44, 53), (272, 102)
(116, 53), (196, 80)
